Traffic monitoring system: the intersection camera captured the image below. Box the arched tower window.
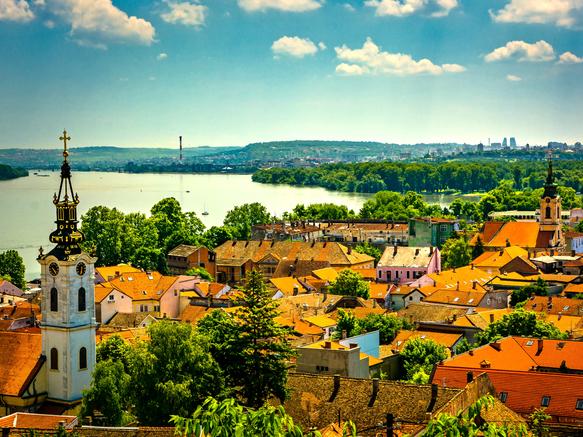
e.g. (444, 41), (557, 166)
(50, 348), (58, 370)
(545, 206), (551, 219)
(78, 287), (86, 312)
(79, 347), (87, 370)
(50, 287), (58, 312)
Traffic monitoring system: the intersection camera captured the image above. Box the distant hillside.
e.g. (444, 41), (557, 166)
(0, 163), (28, 180)
(0, 146), (240, 171)
(0, 140), (465, 172)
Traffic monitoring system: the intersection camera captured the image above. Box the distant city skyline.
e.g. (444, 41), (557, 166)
(0, 0), (582, 148)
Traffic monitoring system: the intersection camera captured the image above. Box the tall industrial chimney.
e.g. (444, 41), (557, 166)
(179, 136), (183, 161)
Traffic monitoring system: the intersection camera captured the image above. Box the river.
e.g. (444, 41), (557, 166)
(0, 171), (473, 280)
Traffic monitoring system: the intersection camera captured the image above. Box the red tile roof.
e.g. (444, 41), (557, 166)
(433, 367), (583, 421)
(0, 413), (77, 429)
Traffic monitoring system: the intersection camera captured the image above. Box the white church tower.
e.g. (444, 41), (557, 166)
(38, 130), (97, 404)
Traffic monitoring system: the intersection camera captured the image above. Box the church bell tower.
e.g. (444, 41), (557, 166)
(38, 130), (97, 404)
(539, 151), (563, 248)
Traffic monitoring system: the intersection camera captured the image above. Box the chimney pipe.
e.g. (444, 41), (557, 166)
(341, 329), (347, 340)
(369, 378), (379, 407)
(537, 338), (543, 355)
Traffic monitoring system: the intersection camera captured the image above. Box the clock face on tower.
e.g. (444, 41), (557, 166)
(49, 262), (59, 276)
(76, 262), (86, 276)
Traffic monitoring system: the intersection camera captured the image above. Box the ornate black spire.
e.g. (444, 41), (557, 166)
(542, 150), (558, 199)
(47, 130), (84, 260)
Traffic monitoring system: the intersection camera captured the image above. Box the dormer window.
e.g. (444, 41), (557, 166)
(499, 392), (508, 403)
(541, 396), (550, 407)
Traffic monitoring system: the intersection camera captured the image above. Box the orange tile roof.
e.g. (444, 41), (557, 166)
(179, 306), (219, 324)
(274, 316), (323, 336)
(0, 331), (43, 397)
(96, 328), (149, 344)
(369, 282), (391, 299)
(523, 296), (583, 316)
(194, 282), (228, 297)
(95, 265), (141, 280)
(486, 222), (542, 248)
(104, 272), (178, 301)
(312, 267), (339, 282)
(304, 315), (337, 328)
(425, 266), (494, 289)
(472, 246), (529, 269)
(565, 283), (583, 294)
(423, 289), (486, 307)
(270, 277), (308, 296)
(389, 284), (416, 296)
(0, 413), (77, 430)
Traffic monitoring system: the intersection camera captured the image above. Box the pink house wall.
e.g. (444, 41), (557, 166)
(160, 276), (199, 319)
(377, 249), (441, 285)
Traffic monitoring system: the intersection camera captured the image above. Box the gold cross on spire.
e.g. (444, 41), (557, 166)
(59, 129), (71, 160)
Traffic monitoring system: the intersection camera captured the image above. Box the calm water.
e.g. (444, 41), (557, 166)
(0, 172), (372, 279)
(0, 171), (472, 280)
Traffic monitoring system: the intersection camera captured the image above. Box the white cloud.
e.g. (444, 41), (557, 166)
(506, 74), (522, 81)
(318, 41), (326, 50)
(238, 0), (323, 13)
(491, 0), (583, 28)
(161, 1), (207, 28)
(272, 36), (321, 58)
(484, 40), (555, 62)
(364, 0), (458, 18)
(334, 37), (466, 76)
(47, 0), (155, 47)
(157, 52), (168, 61)
(343, 3), (355, 12)
(44, 18), (55, 27)
(336, 63), (367, 75)
(558, 51), (583, 63)
(0, 0), (34, 22)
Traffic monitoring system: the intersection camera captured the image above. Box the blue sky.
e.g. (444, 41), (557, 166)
(0, 0), (582, 148)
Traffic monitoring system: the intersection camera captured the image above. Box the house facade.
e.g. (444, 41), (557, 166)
(408, 218), (457, 248)
(376, 246), (441, 284)
(167, 244), (216, 277)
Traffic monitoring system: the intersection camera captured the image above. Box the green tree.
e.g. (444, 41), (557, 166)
(80, 360), (131, 426)
(472, 236), (485, 259)
(476, 309), (567, 345)
(529, 408), (551, 437)
(171, 397), (357, 437)
(131, 246), (167, 273)
(223, 203), (273, 240)
(186, 266), (214, 281)
(333, 309), (362, 340)
(203, 226), (234, 249)
(400, 337), (448, 380)
(234, 270), (295, 408)
(130, 321), (225, 425)
(510, 279), (547, 307)
(0, 250), (26, 289)
(424, 395), (528, 437)
(329, 269), (370, 299)
(441, 237), (472, 269)
(96, 335), (130, 367)
(577, 221), (583, 233)
(354, 242), (382, 265)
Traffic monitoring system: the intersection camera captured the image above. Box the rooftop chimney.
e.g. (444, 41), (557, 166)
(490, 341), (501, 351)
(393, 246), (398, 256)
(293, 285), (299, 296)
(324, 341), (332, 349)
(348, 246), (352, 255)
(537, 338), (544, 355)
(369, 378), (379, 407)
(341, 329), (347, 340)
(489, 313), (494, 323)
(472, 281), (477, 290)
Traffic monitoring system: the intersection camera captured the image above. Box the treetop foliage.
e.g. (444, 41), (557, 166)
(329, 269), (370, 299)
(0, 249), (26, 289)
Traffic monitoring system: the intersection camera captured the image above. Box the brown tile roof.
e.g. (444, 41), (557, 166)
(0, 301), (39, 320)
(104, 272), (178, 301)
(105, 312), (157, 328)
(179, 306), (217, 325)
(280, 373), (461, 431)
(214, 241), (374, 268)
(167, 244), (202, 257)
(322, 222), (409, 232)
(369, 282), (391, 299)
(274, 316), (323, 336)
(391, 330), (462, 351)
(397, 303), (468, 324)
(565, 283), (583, 294)
(0, 331), (43, 397)
(0, 413), (77, 430)
(378, 246), (435, 268)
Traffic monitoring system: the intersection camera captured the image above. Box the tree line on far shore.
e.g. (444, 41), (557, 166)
(252, 159), (583, 194)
